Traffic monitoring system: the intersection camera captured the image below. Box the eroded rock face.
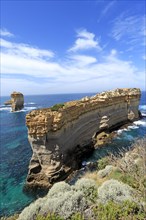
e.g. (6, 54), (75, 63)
(5, 91), (24, 112)
(25, 88), (141, 190)
(11, 92), (24, 112)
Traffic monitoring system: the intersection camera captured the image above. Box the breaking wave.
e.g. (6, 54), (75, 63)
(0, 106), (37, 113)
(133, 120), (146, 127)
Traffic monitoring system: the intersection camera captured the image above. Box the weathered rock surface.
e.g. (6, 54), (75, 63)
(25, 88), (141, 190)
(5, 91), (24, 112)
(4, 100), (12, 105)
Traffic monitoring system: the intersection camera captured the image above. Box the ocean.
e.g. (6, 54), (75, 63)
(0, 92), (146, 216)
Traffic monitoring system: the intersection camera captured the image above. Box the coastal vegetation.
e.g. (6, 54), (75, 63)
(50, 103), (64, 111)
(2, 138), (145, 220)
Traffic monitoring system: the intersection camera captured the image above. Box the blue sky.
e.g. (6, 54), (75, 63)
(0, 0), (146, 95)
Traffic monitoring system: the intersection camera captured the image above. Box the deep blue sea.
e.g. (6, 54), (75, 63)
(0, 92), (146, 216)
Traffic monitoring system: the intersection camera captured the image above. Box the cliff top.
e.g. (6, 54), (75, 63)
(11, 91), (24, 97)
(26, 88), (141, 137)
(27, 88), (140, 114)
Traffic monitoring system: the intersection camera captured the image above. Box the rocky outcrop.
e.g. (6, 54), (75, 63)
(4, 100), (12, 105)
(5, 91), (24, 112)
(25, 88), (141, 190)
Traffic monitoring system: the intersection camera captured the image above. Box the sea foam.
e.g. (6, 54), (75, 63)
(0, 107), (11, 112)
(133, 120), (146, 127)
(0, 106), (37, 113)
(139, 105), (146, 110)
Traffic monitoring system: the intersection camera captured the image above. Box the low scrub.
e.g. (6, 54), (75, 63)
(75, 178), (98, 203)
(14, 138), (145, 220)
(26, 200), (145, 220)
(108, 138), (146, 198)
(93, 200), (145, 220)
(98, 179), (134, 204)
(50, 103), (64, 111)
(18, 179), (98, 220)
(40, 191), (87, 219)
(97, 156), (110, 170)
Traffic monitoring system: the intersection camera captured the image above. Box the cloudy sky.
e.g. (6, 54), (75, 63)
(1, 0), (145, 96)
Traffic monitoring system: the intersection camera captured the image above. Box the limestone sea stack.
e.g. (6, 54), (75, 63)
(25, 88), (141, 190)
(5, 91), (24, 112)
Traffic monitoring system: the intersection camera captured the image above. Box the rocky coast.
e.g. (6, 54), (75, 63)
(25, 88), (141, 190)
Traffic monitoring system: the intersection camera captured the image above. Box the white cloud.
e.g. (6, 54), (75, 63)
(1, 29), (145, 95)
(1, 51), (144, 95)
(1, 38), (54, 60)
(0, 28), (14, 37)
(97, 1), (116, 22)
(142, 55), (146, 60)
(111, 13), (145, 45)
(68, 55), (97, 66)
(68, 29), (102, 52)
(1, 52), (63, 77)
(100, 1), (116, 19)
(101, 1), (115, 16)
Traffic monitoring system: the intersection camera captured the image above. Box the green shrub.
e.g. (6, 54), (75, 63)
(50, 103), (64, 111)
(36, 213), (63, 220)
(109, 169), (139, 189)
(93, 200), (145, 220)
(40, 191), (87, 219)
(109, 168), (123, 180)
(18, 197), (47, 220)
(120, 174), (139, 188)
(98, 179), (134, 204)
(75, 178), (98, 203)
(18, 180), (89, 220)
(47, 181), (71, 198)
(98, 157), (110, 170)
(0, 215), (18, 220)
(97, 165), (113, 178)
(70, 213), (84, 220)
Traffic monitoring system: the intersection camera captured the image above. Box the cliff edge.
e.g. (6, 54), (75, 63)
(25, 88), (141, 190)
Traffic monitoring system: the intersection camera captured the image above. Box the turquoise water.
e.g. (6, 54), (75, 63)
(0, 92), (146, 216)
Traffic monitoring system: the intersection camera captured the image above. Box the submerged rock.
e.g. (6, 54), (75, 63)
(25, 88), (141, 190)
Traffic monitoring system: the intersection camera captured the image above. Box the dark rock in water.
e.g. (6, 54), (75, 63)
(138, 110), (143, 119)
(4, 91), (24, 112)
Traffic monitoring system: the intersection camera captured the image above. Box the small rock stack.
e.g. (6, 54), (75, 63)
(5, 91), (24, 112)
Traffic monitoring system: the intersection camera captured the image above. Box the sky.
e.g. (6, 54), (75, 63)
(0, 0), (146, 96)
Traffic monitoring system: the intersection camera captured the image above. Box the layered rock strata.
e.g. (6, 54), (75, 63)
(5, 91), (24, 112)
(25, 88), (141, 190)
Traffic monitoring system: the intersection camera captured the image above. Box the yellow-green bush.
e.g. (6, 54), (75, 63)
(93, 200), (145, 220)
(75, 178), (98, 203)
(50, 103), (64, 111)
(97, 157), (110, 170)
(98, 179), (134, 204)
